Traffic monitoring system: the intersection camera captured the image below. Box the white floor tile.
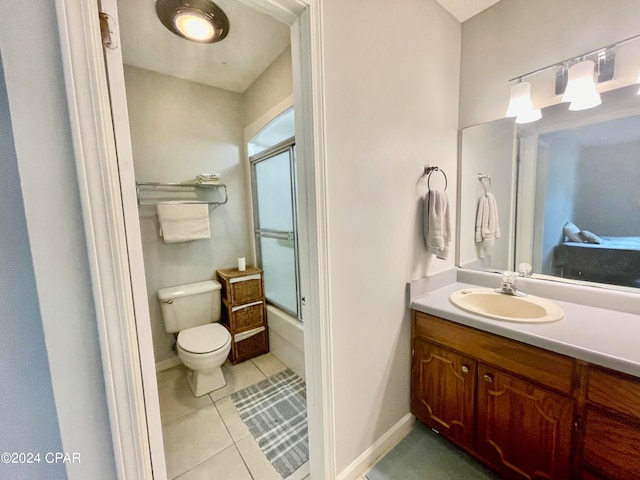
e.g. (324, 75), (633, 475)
(157, 365), (188, 390)
(158, 377), (213, 425)
(236, 435), (281, 480)
(174, 445), (252, 480)
(163, 404), (233, 479)
(215, 396), (250, 442)
(208, 360), (267, 402)
(251, 353), (288, 377)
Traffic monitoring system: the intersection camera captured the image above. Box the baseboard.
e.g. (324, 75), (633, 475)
(336, 413), (416, 480)
(155, 355), (182, 372)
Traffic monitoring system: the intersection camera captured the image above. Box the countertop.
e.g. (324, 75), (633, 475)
(410, 281), (640, 378)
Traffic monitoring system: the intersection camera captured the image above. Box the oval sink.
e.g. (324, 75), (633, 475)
(449, 288), (564, 323)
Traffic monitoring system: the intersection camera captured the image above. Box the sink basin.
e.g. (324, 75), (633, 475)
(449, 288), (564, 323)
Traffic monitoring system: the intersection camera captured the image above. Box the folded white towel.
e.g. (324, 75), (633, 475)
(157, 204), (211, 243)
(475, 192), (500, 247)
(423, 190), (451, 260)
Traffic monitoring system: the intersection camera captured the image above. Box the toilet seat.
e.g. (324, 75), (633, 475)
(178, 324), (230, 354)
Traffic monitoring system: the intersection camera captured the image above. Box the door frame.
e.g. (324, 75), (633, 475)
(53, 0), (334, 479)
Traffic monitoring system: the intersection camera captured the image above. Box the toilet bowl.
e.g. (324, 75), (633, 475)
(158, 280), (231, 397)
(176, 323), (231, 397)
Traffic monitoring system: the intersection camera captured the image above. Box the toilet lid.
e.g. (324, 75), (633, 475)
(178, 324), (230, 354)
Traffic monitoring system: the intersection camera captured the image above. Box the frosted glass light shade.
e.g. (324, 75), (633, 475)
(174, 10), (215, 41)
(637, 71), (640, 95)
(562, 60), (601, 110)
(506, 82), (541, 123)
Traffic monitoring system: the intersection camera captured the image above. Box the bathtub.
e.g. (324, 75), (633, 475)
(266, 305), (305, 380)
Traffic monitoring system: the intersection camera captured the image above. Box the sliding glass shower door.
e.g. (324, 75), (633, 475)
(250, 137), (301, 318)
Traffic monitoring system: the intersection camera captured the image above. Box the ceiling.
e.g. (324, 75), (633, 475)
(116, 0), (501, 92)
(433, 0), (502, 22)
(116, 0), (291, 92)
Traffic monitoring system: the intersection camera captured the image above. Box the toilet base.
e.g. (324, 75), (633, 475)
(186, 366), (227, 397)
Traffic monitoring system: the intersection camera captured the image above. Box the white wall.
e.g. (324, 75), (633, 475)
(0, 1), (118, 479)
(321, 0), (461, 473)
(460, 0), (640, 128)
(0, 51), (66, 480)
(124, 65), (254, 362)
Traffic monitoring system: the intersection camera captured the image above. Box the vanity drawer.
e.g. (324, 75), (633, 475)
(413, 312), (574, 394)
(587, 367), (640, 418)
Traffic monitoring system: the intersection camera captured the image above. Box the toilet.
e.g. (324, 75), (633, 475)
(158, 280), (232, 397)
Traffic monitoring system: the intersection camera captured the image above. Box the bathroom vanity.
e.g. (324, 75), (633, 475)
(409, 273), (640, 480)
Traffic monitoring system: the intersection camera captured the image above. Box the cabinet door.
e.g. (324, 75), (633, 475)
(411, 338), (476, 449)
(476, 364), (574, 480)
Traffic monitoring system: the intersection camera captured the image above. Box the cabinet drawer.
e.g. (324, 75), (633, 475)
(587, 367), (640, 418)
(223, 300), (265, 333)
(413, 312), (574, 394)
(216, 267), (264, 304)
(583, 408), (640, 480)
(230, 327), (269, 364)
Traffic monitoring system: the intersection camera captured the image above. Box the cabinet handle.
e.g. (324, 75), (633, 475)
(461, 365), (470, 374)
(483, 373), (493, 383)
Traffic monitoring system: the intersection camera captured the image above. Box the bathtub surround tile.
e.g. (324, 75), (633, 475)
(158, 376), (213, 425)
(251, 352), (288, 377)
(215, 395), (250, 442)
(174, 445), (252, 480)
(236, 435), (282, 480)
(208, 359), (267, 402)
(162, 404), (233, 479)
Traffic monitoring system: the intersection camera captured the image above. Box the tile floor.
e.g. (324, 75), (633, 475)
(157, 353), (310, 480)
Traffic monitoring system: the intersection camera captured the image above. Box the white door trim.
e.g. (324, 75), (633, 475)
(53, 0), (334, 479)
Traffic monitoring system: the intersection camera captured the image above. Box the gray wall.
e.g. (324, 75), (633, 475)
(0, 50), (66, 480)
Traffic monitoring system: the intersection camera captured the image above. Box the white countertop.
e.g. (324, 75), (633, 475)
(411, 281), (640, 378)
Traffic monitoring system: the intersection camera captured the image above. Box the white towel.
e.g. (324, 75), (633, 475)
(475, 192), (500, 247)
(423, 190), (451, 260)
(157, 204), (211, 243)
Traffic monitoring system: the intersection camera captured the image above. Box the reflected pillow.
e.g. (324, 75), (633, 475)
(563, 221), (583, 243)
(580, 230), (602, 244)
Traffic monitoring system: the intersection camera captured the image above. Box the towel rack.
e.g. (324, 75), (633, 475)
(135, 181), (229, 206)
(477, 173), (491, 193)
(424, 165), (448, 191)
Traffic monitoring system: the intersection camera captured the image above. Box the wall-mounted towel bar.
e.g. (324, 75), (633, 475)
(423, 165), (448, 191)
(135, 181), (229, 206)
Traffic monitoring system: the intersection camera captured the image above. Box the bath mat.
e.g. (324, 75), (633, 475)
(365, 422), (501, 480)
(231, 369), (307, 478)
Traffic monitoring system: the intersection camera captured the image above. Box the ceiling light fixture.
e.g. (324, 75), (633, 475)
(156, 0), (230, 44)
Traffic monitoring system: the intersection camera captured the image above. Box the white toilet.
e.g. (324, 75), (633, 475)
(158, 280), (232, 397)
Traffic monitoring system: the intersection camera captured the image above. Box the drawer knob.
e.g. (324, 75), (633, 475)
(461, 365), (470, 374)
(483, 374), (493, 383)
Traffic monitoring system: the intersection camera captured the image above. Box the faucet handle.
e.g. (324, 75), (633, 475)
(501, 271), (516, 284)
(518, 263), (533, 277)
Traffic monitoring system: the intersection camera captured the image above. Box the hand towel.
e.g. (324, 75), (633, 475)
(423, 190), (451, 260)
(157, 204), (211, 243)
(475, 192), (500, 247)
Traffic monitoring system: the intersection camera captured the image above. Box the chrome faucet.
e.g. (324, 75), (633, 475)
(496, 271), (527, 297)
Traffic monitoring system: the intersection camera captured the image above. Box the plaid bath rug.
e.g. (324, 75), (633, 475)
(231, 369), (308, 478)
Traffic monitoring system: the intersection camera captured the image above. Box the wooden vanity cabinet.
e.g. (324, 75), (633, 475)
(411, 311), (576, 480)
(580, 366), (640, 479)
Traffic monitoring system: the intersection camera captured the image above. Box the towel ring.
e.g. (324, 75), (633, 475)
(424, 166), (448, 191)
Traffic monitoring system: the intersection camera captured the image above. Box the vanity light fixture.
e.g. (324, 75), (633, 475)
(156, 0), (230, 44)
(561, 60), (601, 111)
(505, 81), (542, 124)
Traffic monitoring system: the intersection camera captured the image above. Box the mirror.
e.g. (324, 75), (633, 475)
(459, 84), (640, 289)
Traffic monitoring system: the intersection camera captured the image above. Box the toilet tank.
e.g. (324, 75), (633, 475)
(157, 280), (222, 333)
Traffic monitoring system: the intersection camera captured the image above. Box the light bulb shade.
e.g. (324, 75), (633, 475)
(516, 108), (542, 124)
(561, 60), (601, 109)
(156, 0), (229, 43)
(506, 82), (535, 117)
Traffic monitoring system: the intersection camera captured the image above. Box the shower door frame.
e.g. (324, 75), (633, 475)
(250, 136), (303, 319)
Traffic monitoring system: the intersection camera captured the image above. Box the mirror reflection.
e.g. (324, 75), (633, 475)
(460, 84), (640, 289)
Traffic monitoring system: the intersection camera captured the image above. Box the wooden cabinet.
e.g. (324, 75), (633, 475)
(216, 266), (269, 364)
(412, 311), (575, 480)
(411, 310), (640, 480)
(581, 367), (640, 479)
(411, 338), (476, 449)
(476, 364), (574, 479)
